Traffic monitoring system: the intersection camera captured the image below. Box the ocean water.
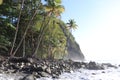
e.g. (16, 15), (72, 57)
(37, 60), (120, 80)
(38, 67), (120, 80)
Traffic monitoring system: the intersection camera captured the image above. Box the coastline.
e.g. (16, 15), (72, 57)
(0, 57), (119, 80)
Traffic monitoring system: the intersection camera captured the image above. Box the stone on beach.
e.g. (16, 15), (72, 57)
(0, 57), (118, 79)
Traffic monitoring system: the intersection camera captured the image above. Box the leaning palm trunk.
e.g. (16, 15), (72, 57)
(32, 16), (51, 57)
(31, 16), (46, 57)
(57, 22), (69, 40)
(57, 22), (69, 53)
(10, 0), (25, 56)
(12, 12), (37, 56)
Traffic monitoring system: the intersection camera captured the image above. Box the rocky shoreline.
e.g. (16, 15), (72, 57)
(0, 57), (118, 80)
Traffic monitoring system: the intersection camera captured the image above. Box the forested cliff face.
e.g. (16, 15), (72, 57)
(0, 0), (85, 60)
(58, 23), (85, 61)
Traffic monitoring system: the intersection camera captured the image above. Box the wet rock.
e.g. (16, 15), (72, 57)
(102, 71), (105, 73)
(92, 73), (96, 75)
(87, 61), (104, 70)
(20, 74), (35, 80)
(9, 57), (29, 63)
(118, 65), (120, 67)
(45, 67), (51, 74)
(72, 62), (81, 68)
(52, 74), (59, 78)
(102, 63), (117, 68)
(41, 65), (47, 71)
(87, 61), (97, 69)
(40, 71), (51, 77)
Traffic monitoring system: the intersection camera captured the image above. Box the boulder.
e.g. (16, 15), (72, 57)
(87, 61), (104, 70)
(20, 74), (35, 80)
(40, 72), (50, 77)
(102, 63), (117, 68)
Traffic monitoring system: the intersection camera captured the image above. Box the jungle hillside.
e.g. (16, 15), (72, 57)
(0, 0), (84, 60)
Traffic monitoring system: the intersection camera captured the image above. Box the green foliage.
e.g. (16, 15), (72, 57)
(44, 0), (64, 17)
(0, 0), (78, 59)
(32, 15), (67, 58)
(0, 35), (10, 51)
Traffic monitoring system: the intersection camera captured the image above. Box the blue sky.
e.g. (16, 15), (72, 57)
(62, 0), (120, 62)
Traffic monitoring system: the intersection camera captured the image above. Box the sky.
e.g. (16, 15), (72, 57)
(62, 0), (120, 62)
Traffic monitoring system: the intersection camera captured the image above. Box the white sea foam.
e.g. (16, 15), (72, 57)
(0, 68), (120, 80)
(36, 67), (120, 80)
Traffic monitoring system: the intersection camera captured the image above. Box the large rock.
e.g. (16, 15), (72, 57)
(20, 74), (35, 80)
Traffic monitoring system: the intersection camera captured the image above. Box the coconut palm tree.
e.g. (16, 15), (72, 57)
(44, 0), (64, 17)
(11, 0), (42, 56)
(67, 19), (78, 33)
(32, 0), (65, 57)
(10, 0), (25, 56)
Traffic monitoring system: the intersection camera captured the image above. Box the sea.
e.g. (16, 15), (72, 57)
(37, 60), (120, 80)
(38, 68), (120, 80)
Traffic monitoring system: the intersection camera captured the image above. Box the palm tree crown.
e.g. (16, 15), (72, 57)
(44, 0), (65, 17)
(67, 19), (78, 32)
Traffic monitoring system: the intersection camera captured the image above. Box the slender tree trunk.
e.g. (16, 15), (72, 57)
(12, 9), (37, 56)
(31, 32), (34, 54)
(12, 2), (42, 56)
(32, 16), (51, 57)
(10, 0), (25, 56)
(57, 22), (68, 38)
(32, 16), (46, 56)
(23, 37), (25, 57)
(57, 22), (69, 55)
(48, 45), (50, 59)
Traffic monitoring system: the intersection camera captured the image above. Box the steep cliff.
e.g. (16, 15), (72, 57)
(66, 34), (85, 61)
(58, 22), (85, 61)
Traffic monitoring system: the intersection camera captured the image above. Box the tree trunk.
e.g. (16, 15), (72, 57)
(32, 17), (51, 57)
(10, 0), (25, 56)
(23, 37), (25, 57)
(12, 8), (38, 56)
(12, 2), (42, 56)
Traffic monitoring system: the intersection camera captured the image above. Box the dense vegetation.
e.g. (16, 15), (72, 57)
(0, 0), (78, 59)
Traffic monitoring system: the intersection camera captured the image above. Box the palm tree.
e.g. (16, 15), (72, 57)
(67, 19), (78, 33)
(11, 0), (42, 56)
(33, 0), (65, 57)
(44, 0), (64, 17)
(10, 0), (25, 56)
